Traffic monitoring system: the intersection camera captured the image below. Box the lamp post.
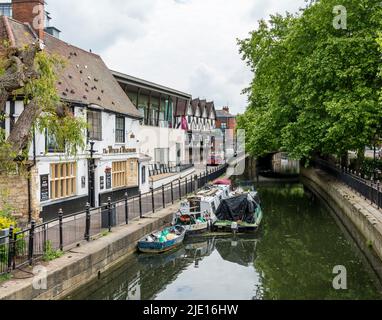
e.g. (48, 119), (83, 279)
(87, 141), (98, 207)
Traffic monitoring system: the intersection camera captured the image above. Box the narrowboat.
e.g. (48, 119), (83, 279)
(174, 201), (210, 235)
(138, 225), (186, 254)
(213, 191), (263, 233)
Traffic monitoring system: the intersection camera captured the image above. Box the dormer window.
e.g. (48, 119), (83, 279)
(87, 109), (102, 141)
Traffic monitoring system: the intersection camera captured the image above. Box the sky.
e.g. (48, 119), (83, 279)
(45, 0), (308, 115)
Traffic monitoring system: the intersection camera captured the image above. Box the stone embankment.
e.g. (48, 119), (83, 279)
(301, 167), (382, 278)
(0, 203), (179, 300)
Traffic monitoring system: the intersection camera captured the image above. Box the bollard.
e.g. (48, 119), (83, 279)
(28, 220), (36, 266)
(85, 203), (91, 241)
(125, 193), (129, 225)
(59, 209), (64, 251)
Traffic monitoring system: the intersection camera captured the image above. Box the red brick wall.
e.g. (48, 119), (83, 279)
(216, 117), (237, 131)
(12, 0), (45, 40)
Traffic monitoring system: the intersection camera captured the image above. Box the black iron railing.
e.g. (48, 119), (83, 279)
(313, 158), (382, 209)
(0, 164), (228, 276)
(148, 162), (194, 177)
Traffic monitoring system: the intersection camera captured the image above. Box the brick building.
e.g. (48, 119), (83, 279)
(216, 107), (237, 159)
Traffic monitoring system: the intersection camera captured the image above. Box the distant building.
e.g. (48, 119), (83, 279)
(111, 71), (196, 191)
(216, 107), (237, 158)
(0, 0), (61, 38)
(181, 98), (217, 165)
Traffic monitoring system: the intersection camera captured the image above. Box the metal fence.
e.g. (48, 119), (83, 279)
(148, 162), (194, 177)
(313, 158), (382, 209)
(0, 164), (228, 276)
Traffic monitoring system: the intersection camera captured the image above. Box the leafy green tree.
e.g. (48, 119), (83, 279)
(238, 0), (382, 162)
(0, 43), (87, 173)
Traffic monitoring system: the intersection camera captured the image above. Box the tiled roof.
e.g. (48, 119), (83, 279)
(199, 99), (207, 116)
(191, 98), (200, 115)
(206, 101), (216, 118)
(175, 99), (188, 117)
(216, 109), (235, 118)
(1, 17), (141, 119)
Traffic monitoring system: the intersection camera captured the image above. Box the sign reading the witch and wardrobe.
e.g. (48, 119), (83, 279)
(40, 175), (49, 202)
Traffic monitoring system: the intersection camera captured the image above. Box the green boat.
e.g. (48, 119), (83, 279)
(213, 192), (263, 232)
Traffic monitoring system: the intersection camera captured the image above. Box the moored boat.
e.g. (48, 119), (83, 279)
(213, 191), (263, 233)
(173, 200), (210, 235)
(138, 225), (186, 254)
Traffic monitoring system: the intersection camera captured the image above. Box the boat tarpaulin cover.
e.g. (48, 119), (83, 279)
(215, 194), (258, 223)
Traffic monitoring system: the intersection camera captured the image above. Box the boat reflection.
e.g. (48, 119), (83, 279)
(68, 236), (259, 300)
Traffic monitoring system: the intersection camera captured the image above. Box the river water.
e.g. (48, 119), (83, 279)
(67, 182), (382, 300)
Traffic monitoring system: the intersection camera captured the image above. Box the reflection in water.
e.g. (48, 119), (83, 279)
(272, 153), (300, 175)
(67, 183), (382, 300)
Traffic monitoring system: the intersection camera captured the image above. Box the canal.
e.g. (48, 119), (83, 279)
(66, 178), (382, 300)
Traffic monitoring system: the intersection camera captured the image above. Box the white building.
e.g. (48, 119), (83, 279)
(1, 13), (149, 221)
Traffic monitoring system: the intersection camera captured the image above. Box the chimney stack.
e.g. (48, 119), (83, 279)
(223, 106), (230, 113)
(12, 0), (45, 41)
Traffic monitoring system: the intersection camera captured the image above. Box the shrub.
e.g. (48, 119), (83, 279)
(43, 241), (63, 262)
(0, 216), (16, 231)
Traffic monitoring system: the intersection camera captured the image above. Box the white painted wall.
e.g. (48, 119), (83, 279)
(137, 125), (186, 164)
(4, 100), (144, 210)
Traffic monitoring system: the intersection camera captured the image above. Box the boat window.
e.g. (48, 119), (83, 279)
(189, 199), (201, 213)
(211, 202), (216, 213)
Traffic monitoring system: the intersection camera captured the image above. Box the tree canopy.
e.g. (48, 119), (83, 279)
(238, 0), (382, 160)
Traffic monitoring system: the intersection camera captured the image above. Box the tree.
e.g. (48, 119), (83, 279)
(238, 0), (382, 162)
(0, 43), (87, 172)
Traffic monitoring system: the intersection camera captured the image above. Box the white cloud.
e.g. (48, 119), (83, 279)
(46, 0), (307, 114)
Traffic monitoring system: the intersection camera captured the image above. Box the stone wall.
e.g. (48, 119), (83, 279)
(0, 203), (177, 300)
(301, 168), (382, 268)
(0, 166), (39, 224)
